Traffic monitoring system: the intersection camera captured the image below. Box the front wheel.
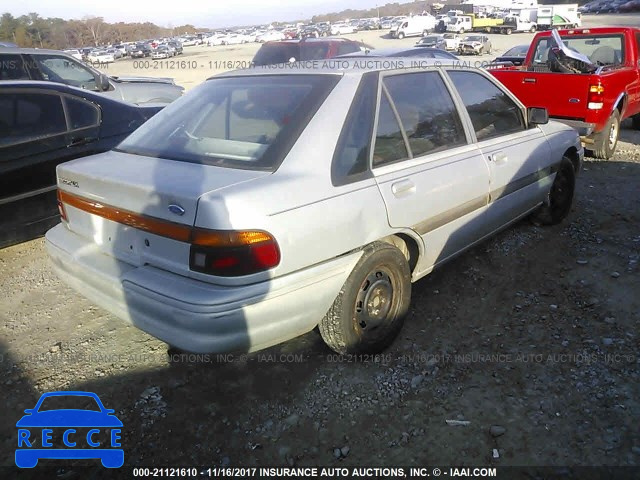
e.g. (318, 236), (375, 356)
(397, 32), (405, 39)
(632, 114), (640, 130)
(530, 156), (575, 226)
(586, 110), (620, 159)
(506, 28), (513, 35)
(530, 26), (537, 33)
(319, 242), (411, 354)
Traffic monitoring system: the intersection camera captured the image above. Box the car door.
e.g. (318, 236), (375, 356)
(0, 89), (101, 246)
(446, 70), (552, 234)
(371, 70), (491, 274)
(0, 54), (32, 80)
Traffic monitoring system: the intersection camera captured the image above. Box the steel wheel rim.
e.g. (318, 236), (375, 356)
(608, 121), (618, 150)
(354, 267), (395, 333)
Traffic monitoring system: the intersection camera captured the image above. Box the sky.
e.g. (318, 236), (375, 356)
(2, 0), (409, 28)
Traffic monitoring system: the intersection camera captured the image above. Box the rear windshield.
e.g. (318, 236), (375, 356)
(253, 43), (331, 65)
(532, 34), (624, 66)
(115, 75), (340, 171)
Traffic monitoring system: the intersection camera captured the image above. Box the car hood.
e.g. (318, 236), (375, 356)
(16, 410), (123, 427)
(110, 76), (176, 85)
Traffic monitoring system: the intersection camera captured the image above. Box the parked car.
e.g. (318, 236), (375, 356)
(339, 47), (458, 60)
(493, 44), (529, 66)
(88, 50), (115, 64)
(458, 34), (492, 55)
(0, 81), (163, 248)
(46, 60), (582, 355)
(331, 23), (358, 35)
(0, 48), (184, 104)
(130, 44), (152, 58)
(490, 26), (640, 159)
(152, 46), (172, 59)
(252, 38), (365, 66)
(257, 30), (287, 43)
(106, 48), (122, 60)
(63, 49), (83, 61)
(168, 41), (183, 55)
(416, 34), (447, 49)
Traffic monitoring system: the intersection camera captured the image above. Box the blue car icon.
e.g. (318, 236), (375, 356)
(16, 391), (124, 468)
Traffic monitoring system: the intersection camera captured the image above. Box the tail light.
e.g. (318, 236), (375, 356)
(57, 190), (280, 277)
(57, 189), (68, 222)
(587, 83), (604, 110)
(190, 230), (280, 277)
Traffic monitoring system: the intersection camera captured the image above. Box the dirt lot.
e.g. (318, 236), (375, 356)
(1, 12), (640, 476)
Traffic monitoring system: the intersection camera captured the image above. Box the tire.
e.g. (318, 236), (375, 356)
(506, 28), (513, 35)
(586, 110), (620, 160)
(632, 114), (640, 130)
(319, 242), (411, 354)
(477, 47), (483, 55)
(530, 156), (575, 226)
(459, 28), (465, 34)
(398, 32), (405, 39)
(530, 26), (537, 33)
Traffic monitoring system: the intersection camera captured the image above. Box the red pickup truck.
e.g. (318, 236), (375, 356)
(490, 27), (640, 159)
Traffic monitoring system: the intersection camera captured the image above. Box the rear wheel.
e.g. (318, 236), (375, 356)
(530, 25), (537, 33)
(506, 28), (513, 35)
(398, 32), (405, 39)
(631, 114), (640, 130)
(319, 242), (411, 354)
(530, 156), (575, 226)
(586, 110), (620, 160)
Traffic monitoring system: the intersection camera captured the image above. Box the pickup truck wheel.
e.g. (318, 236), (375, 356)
(505, 28), (513, 35)
(530, 156), (575, 226)
(319, 242), (411, 354)
(587, 110), (620, 159)
(631, 114), (640, 130)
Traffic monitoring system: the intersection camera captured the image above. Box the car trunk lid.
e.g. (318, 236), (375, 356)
(57, 150), (269, 268)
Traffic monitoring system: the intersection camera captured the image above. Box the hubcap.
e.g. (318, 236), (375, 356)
(354, 269), (394, 331)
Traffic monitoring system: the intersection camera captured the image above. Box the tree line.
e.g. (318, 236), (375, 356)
(0, 12), (201, 49)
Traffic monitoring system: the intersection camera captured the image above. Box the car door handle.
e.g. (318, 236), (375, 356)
(391, 179), (415, 197)
(67, 137), (96, 147)
(489, 152), (508, 164)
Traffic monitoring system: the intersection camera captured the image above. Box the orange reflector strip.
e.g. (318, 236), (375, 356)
(58, 189), (274, 247)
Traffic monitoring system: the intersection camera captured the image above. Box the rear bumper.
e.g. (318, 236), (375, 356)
(552, 118), (596, 137)
(45, 224), (361, 354)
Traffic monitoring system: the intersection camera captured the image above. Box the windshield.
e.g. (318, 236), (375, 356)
(423, 36), (440, 42)
(532, 34), (624, 65)
(115, 75), (339, 171)
(465, 36), (483, 42)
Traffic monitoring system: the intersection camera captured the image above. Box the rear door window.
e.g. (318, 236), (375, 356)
(382, 71), (467, 158)
(64, 96), (100, 130)
(0, 92), (67, 146)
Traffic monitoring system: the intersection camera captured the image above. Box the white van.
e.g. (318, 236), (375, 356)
(390, 15), (437, 39)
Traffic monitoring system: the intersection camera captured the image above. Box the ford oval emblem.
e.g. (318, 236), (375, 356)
(168, 204), (185, 216)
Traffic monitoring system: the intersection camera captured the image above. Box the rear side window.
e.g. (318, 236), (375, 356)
(0, 54), (30, 80)
(383, 72), (467, 158)
(115, 75), (339, 171)
(331, 73), (377, 185)
(447, 71), (525, 141)
(0, 92), (66, 146)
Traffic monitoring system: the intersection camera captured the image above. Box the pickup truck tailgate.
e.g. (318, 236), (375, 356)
(491, 70), (592, 119)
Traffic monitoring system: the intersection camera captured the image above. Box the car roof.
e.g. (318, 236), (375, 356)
(340, 47), (446, 57)
(265, 37), (357, 45)
(0, 47), (76, 56)
(210, 58), (462, 80)
(0, 80), (132, 105)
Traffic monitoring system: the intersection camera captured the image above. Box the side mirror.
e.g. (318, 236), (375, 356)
(96, 73), (110, 91)
(528, 107), (549, 125)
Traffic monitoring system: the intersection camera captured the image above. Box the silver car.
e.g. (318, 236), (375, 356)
(46, 61), (583, 355)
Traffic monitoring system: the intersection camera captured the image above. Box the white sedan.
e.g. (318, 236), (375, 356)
(87, 51), (115, 64)
(256, 30), (286, 42)
(47, 61), (582, 356)
(331, 23), (358, 35)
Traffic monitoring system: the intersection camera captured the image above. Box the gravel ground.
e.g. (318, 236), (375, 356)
(1, 12), (640, 475)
